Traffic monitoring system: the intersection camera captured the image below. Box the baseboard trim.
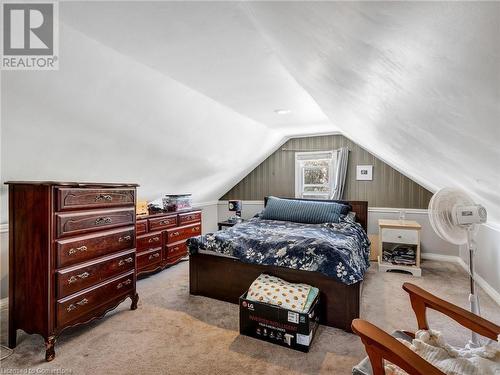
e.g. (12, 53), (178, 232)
(422, 253), (500, 306)
(421, 253), (459, 263)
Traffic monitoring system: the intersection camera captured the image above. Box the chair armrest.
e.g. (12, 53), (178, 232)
(403, 283), (500, 341)
(352, 319), (445, 375)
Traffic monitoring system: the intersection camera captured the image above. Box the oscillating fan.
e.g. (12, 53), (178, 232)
(428, 187), (487, 346)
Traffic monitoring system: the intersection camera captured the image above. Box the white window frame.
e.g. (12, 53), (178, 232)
(294, 151), (337, 199)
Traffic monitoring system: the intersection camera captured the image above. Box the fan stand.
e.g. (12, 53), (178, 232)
(466, 226), (481, 348)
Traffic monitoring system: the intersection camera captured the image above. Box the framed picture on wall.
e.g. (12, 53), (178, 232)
(356, 165), (373, 180)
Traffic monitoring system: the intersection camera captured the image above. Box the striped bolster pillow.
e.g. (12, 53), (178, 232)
(261, 196), (350, 224)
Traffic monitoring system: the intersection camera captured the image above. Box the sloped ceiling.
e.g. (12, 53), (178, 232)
(246, 1), (500, 223)
(1, 1), (499, 224)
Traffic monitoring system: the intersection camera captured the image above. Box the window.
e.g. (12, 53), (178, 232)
(295, 151), (336, 199)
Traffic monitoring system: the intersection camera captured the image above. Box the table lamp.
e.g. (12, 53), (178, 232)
(228, 200), (242, 222)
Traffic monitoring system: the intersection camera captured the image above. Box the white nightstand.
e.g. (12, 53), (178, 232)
(378, 219), (422, 277)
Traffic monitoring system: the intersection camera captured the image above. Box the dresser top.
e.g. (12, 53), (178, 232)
(137, 208), (201, 220)
(378, 219), (422, 229)
(5, 181), (139, 187)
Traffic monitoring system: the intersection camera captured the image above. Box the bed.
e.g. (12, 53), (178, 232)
(188, 197), (369, 332)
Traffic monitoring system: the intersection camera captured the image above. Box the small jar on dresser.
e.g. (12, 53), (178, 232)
(5, 181), (139, 361)
(377, 219), (422, 277)
(135, 209), (202, 276)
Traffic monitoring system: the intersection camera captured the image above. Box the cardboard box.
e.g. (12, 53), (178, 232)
(239, 291), (320, 352)
(368, 234), (379, 261)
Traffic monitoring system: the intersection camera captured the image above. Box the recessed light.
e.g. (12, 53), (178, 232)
(274, 109), (291, 115)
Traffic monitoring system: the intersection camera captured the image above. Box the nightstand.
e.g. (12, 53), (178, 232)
(378, 219), (422, 277)
(218, 220), (244, 230)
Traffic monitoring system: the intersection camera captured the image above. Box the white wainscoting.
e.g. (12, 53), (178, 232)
(217, 200), (264, 222)
(366, 207), (458, 257)
(218, 201), (458, 256)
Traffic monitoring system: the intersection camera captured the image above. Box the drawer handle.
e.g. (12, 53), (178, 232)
(148, 253), (160, 260)
(95, 217), (112, 225)
(66, 298), (89, 312)
(117, 279), (132, 289)
(68, 272), (90, 284)
(77, 298), (89, 306)
(118, 257), (134, 266)
(171, 247), (179, 253)
(68, 245), (87, 255)
(119, 235), (132, 242)
(160, 220), (171, 225)
(192, 227), (199, 232)
(148, 236), (160, 243)
(172, 231), (180, 236)
(397, 235), (402, 239)
(95, 194), (113, 202)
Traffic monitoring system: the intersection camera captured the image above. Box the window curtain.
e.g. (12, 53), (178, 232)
(330, 147), (349, 200)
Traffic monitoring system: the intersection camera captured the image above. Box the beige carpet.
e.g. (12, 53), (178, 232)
(1, 260), (499, 374)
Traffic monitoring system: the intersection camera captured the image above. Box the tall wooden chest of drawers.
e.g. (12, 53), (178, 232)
(136, 209), (202, 276)
(5, 181), (139, 361)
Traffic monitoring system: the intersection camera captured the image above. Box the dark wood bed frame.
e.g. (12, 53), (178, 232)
(189, 198), (368, 332)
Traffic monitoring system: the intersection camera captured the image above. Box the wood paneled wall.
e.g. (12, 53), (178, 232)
(221, 134), (432, 208)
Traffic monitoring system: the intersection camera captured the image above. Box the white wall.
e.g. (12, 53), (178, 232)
(459, 224), (500, 301)
(192, 202), (219, 235)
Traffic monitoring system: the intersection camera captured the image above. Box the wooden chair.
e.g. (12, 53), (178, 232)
(351, 282), (500, 375)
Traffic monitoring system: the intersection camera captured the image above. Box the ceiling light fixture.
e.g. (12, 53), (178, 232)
(274, 109), (291, 115)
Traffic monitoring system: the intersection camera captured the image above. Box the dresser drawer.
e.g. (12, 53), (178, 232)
(166, 241), (187, 259)
(137, 248), (162, 273)
(166, 223), (201, 243)
(178, 211), (201, 225)
(148, 215), (177, 231)
(137, 232), (162, 252)
(381, 228), (419, 245)
(56, 187), (135, 211)
(56, 208), (135, 237)
(56, 250), (135, 299)
(136, 220), (148, 235)
(56, 271), (135, 327)
(56, 226), (135, 268)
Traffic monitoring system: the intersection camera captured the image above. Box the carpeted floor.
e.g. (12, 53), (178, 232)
(1, 260), (499, 374)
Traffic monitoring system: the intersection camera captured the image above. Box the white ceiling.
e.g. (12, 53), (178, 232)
(60, 1), (333, 133)
(1, 1), (499, 224)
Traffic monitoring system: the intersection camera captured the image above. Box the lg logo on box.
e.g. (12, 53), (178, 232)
(1, 1), (58, 70)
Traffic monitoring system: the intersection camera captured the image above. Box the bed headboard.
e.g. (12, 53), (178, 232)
(263, 197), (368, 232)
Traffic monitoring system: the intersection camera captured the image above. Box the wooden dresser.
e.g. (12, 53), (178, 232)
(136, 209), (201, 276)
(5, 181), (139, 361)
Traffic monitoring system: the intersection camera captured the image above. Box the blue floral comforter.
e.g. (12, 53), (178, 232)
(187, 216), (370, 285)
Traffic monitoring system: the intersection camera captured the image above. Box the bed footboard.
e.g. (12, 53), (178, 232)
(189, 253), (361, 332)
